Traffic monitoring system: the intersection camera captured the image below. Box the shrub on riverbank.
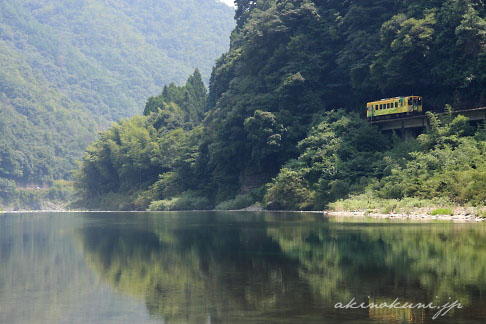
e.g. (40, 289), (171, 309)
(430, 208), (454, 216)
(0, 180), (74, 210)
(329, 191), (453, 214)
(267, 109), (486, 211)
(148, 191), (211, 211)
(264, 110), (393, 210)
(215, 195), (254, 210)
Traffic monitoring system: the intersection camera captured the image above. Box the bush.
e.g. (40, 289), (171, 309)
(215, 186), (266, 210)
(0, 178), (16, 201)
(148, 191), (211, 211)
(215, 194), (255, 210)
(430, 208), (454, 216)
(97, 192), (136, 211)
(47, 180), (74, 201)
(264, 168), (314, 210)
(329, 191), (453, 213)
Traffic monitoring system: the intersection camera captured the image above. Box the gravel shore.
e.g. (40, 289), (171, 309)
(327, 209), (485, 222)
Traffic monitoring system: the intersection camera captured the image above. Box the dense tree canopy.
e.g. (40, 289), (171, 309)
(0, 0), (234, 191)
(76, 0), (486, 210)
(75, 70), (208, 210)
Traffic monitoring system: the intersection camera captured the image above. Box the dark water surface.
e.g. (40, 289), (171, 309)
(0, 211), (485, 323)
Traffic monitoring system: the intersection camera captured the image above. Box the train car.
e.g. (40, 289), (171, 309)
(367, 96), (422, 121)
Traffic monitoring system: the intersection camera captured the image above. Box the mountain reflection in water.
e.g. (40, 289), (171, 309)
(1, 212), (485, 323)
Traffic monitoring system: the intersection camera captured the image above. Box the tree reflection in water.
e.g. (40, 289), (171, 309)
(77, 212), (486, 324)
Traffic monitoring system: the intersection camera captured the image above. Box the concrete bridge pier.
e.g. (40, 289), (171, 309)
(399, 127), (416, 139)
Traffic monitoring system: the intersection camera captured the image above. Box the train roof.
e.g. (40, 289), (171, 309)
(367, 96), (421, 104)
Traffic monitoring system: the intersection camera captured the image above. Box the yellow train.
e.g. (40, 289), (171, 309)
(367, 96), (423, 121)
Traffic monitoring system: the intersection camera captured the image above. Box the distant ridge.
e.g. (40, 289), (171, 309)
(0, 0), (234, 185)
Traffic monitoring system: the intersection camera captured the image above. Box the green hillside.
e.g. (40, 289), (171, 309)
(0, 0), (234, 187)
(76, 0), (486, 211)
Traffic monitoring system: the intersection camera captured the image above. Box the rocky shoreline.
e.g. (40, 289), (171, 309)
(327, 209), (486, 222)
(2, 207), (486, 223)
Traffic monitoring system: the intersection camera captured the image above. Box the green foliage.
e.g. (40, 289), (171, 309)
(266, 108), (486, 210)
(329, 191), (453, 214)
(243, 110), (285, 169)
(215, 194), (255, 210)
(144, 69), (208, 124)
(265, 110), (390, 210)
(76, 72), (210, 210)
(374, 113), (486, 205)
(76, 0), (486, 211)
(430, 208), (454, 216)
(0, 178), (16, 202)
(0, 179), (74, 210)
(371, 12), (437, 94)
(148, 191), (211, 211)
(195, 0), (486, 207)
(0, 0), (234, 186)
(264, 168), (314, 210)
(215, 186), (265, 210)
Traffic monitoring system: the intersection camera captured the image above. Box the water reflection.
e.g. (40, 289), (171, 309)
(1, 212), (485, 323)
(0, 213), (162, 324)
(77, 212), (308, 324)
(76, 212), (486, 323)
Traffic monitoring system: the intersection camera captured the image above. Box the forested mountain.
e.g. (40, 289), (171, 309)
(0, 0), (234, 188)
(76, 0), (486, 210)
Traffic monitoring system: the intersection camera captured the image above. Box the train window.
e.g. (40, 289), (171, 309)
(408, 98), (412, 105)
(418, 98), (422, 105)
(387, 103), (390, 108)
(380, 104), (382, 110)
(395, 102), (398, 108)
(375, 105), (378, 110)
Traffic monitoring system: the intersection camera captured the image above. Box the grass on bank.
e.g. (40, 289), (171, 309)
(1, 180), (75, 211)
(327, 191), (486, 218)
(329, 191), (453, 213)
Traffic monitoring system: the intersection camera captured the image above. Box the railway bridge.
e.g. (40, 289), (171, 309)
(370, 107), (486, 135)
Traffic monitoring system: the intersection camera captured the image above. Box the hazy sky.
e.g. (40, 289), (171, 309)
(219, 0), (235, 8)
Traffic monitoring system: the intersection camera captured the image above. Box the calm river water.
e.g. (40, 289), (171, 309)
(0, 211), (485, 323)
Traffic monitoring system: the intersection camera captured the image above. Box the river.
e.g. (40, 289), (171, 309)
(0, 211), (485, 323)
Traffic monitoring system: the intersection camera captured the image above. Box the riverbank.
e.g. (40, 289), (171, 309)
(327, 194), (486, 222)
(327, 208), (486, 222)
(2, 206), (486, 223)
